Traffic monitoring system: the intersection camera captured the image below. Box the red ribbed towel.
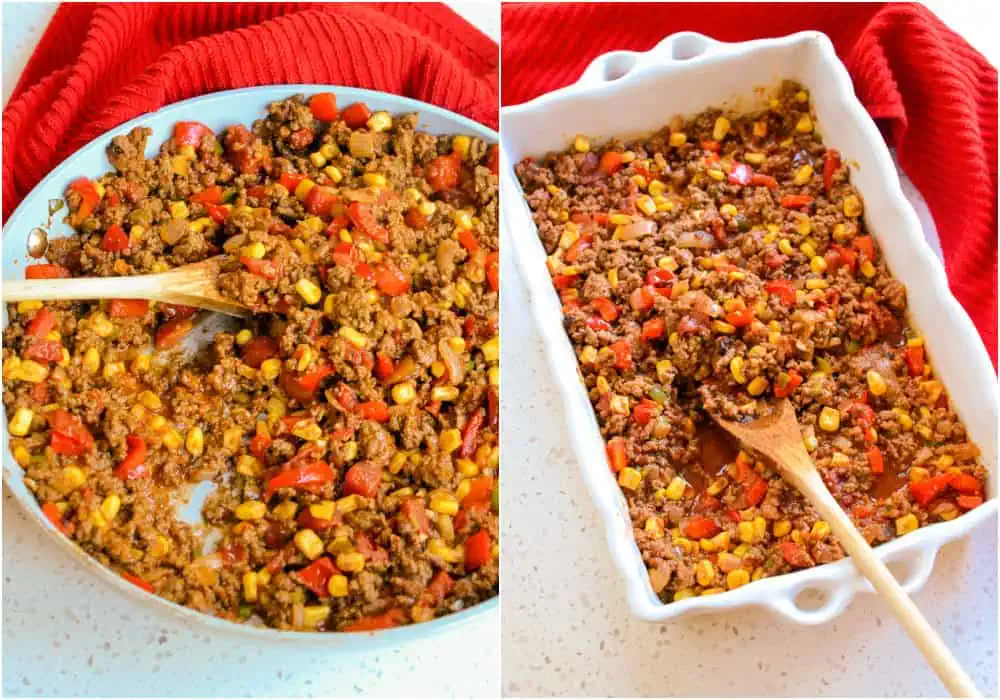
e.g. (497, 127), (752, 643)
(2, 2), (498, 221)
(502, 2), (997, 365)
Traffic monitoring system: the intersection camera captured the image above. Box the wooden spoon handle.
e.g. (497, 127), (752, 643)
(4, 276), (162, 302)
(795, 467), (981, 697)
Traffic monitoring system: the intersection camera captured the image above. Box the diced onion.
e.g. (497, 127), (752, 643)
(348, 132), (375, 159)
(676, 229), (716, 249)
(619, 220), (657, 240)
(438, 338), (466, 385)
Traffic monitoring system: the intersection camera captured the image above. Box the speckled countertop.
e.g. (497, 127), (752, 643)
(2, 3), (499, 697)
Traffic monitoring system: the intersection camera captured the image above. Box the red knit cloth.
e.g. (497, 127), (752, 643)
(2, 2), (498, 221)
(503, 2), (998, 365)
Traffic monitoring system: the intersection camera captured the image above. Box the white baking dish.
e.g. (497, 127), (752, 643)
(501, 31), (997, 625)
(2, 85), (498, 645)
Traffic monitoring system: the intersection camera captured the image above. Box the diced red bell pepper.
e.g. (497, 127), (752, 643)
(457, 228), (480, 253)
(606, 437), (627, 473)
(629, 285), (656, 311)
(354, 531), (390, 566)
(632, 398), (659, 426)
(773, 370), (803, 398)
(279, 172), (306, 193)
(163, 303), (197, 320)
(586, 316), (611, 332)
(344, 461), (383, 498)
(294, 556), (339, 598)
(373, 262), (410, 296)
(173, 121), (211, 146)
(280, 364), (334, 404)
(780, 194), (813, 209)
(764, 279), (797, 305)
(827, 243), (857, 273)
(824, 149), (841, 192)
(347, 201), (389, 245)
(904, 345), (925, 377)
(342, 608), (406, 632)
(464, 530), (491, 571)
(121, 571), (155, 593)
(950, 473), (983, 496)
(645, 269), (674, 286)
(204, 203), (229, 224)
(267, 461), (335, 496)
(486, 144), (499, 175)
(297, 508), (336, 533)
(154, 318), (193, 349)
(240, 256), (280, 280)
(564, 235), (592, 263)
(734, 451), (753, 483)
(867, 446), (884, 475)
(374, 352), (394, 381)
(100, 223), (129, 252)
(745, 476), (768, 506)
(728, 162), (753, 185)
(42, 502), (71, 535)
(309, 92), (339, 121)
(552, 274), (578, 290)
(405, 207), (428, 230)
(598, 151), (624, 175)
(909, 473), (953, 506)
(48, 409), (95, 456)
(250, 430), (272, 459)
(115, 434), (149, 480)
(641, 318), (665, 340)
(69, 178), (101, 226)
(26, 307), (57, 338)
(356, 401), (390, 423)
(846, 401), (876, 430)
(957, 495), (983, 510)
(25, 264), (71, 279)
(591, 297), (619, 322)
(24, 340), (63, 364)
(341, 102), (371, 129)
(750, 173), (778, 190)
(189, 186), (223, 205)
(426, 153), (462, 192)
(682, 516), (720, 540)
(424, 570), (454, 606)
(241, 336), (279, 368)
(779, 542), (814, 568)
(853, 235), (875, 262)
(461, 476), (494, 507)
(725, 306), (754, 328)
(400, 497), (430, 534)
(108, 299), (149, 318)
(460, 409), (485, 458)
(609, 339), (632, 370)
(304, 186), (338, 216)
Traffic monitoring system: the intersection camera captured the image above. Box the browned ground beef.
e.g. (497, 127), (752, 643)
(4, 94), (499, 631)
(516, 81), (987, 601)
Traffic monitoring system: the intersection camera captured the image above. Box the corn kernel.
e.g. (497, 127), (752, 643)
(864, 369), (887, 397)
(572, 135), (590, 153)
(810, 256), (827, 274)
(480, 336), (499, 363)
(273, 501), (298, 520)
(795, 114), (813, 133)
(186, 426), (204, 456)
(169, 201), (189, 219)
(294, 529), (324, 560)
(130, 353), (150, 374)
(811, 520), (831, 540)
(727, 568), (751, 590)
(895, 513), (919, 536)
(235, 454), (261, 477)
(664, 476), (687, 501)
(328, 574), (349, 597)
(162, 429), (182, 450)
(712, 116), (731, 141)
(771, 519), (791, 538)
(54, 465), (86, 494)
(136, 391), (161, 411)
(744, 152), (766, 165)
(242, 571), (259, 601)
(746, 376), (769, 397)
(295, 278), (322, 305)
(818, 406), (840, 432)
(367, 111), (392, 132)
(235, 501), (267, 520)
(260, 358), (282, 381)
(644, 516), (665, 539)
(309, 151), (327, 168)
(618, 467), (642, 490)
(636, 195), (656, 217)
(440, 429), (462, 454)
(793, 164), (813, 186)
(674, 589), (696, 601)
(719, 203), (738, 218)
(711, 320), (736, 335)
(860, 259), (876, 278)
(301, 605), (330, 629)
(695, 559), (715, 586)
(429, 491), (459, 516)
(737, 521), (755, 544)
(843, 194), (863, 217)
(335, 551), (365, 573)
(8, 407), (34, 436)
(707, 169), (725, 181)
(240, 241), (267, 260)
(100, 493), (121, 521)
(805, 278), (828, 290)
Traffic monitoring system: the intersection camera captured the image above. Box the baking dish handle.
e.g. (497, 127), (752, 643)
(575, 32), (733, 88)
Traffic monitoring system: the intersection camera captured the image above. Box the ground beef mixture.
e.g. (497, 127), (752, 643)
(4, 93), (499, 631)
(516, 81), (987, 602)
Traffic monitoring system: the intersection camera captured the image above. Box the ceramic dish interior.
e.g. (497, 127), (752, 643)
(2, 84), (499, 647)
(501, 31), (997, 625)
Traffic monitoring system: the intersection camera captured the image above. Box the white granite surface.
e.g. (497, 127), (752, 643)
(2, 2), (499, 697)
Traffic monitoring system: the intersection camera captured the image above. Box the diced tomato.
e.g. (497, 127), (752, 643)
(764, 279), (796, 305)
(114, 434), (149, 480)
(24, 340), (63, 364)
(297, 508), (336, 532)
(461, 476), (494, 507)
(250, 430), (271, 459)
(304, 186), (338, 216)
(853, 235), (875, 262)
(632, 398), (659, 426)
(734, 451), (753, 483)
(173, 121), (210, 146)
(609, 339), (632, 370)
(750, 173), (778, 190)
(700, 140), (721, 152)
(121, 572), (155, 593)
(682, 516), (720, 540)
(598, 151), (624, 175)
(586, 316), (611, 332)
(154, 318), (192, 349)
(373, 262), (410, 296)
(460, 409), (485, 458)
(279, 172), (306, 193)
(240, 256), (280, 280)
(426, 153), (462, 192)
(203, 203), (229, 224)
(773, 370), (803, 398)
(486, 144), (499, 175)
(48, 409), (95, 456)
(189, 186), (223, 206)
(294, 556), (339, 598)
(764, 250), (788, 269)
(341, 102), (371, 129)
(26, 307), (57, 338)
(100, 223), (129, 252)
(163, 303), (197, 320)
(645, 269), (674, 287)
(824, 149), (841, 192)
(867, 446), (884, 475)
(909, 473), (953, 506)
(108, 299), (149, 318)
(780, 194), (813, 209)
(725, 306), (754, 328)
(779, 542), (814, 568)
(464, 530), (491, 571)
(629, 285), (656, 311)
(405, 207), (428, 230)
(847, 401), (876, 430)
(347, 201), (389, 244)
(266, 461), (335, 496)
(309, 92), (339, 121)
(344, 461), (383, 497)
(950, 473), (983, 496)
(373, 352), (394, 382)
(728, 162), (753, 185)
(424, 570), (454, 606)
(606, 437), (627, 473)
(904, 345), (925, 377)
(552, 274), (578, 290)
(25, 264), (71, 279)
(745, 476), (768, 506)
(591, 297), (619, 322)
(241, 336), (279, 368)
(693, 493), (720, 514)
(42, 502), (71, 535)
(342, 608), (406, 632)
(68, 177), (101, 226)
(280, 364), (334, 404)
(827, 243), (857, 273)
(400, 497), (430, 534)
(957, 495), (984, 510)
(331, 242), (360, 269)
(641, 318), (665, 340)
(454, 229), (480, 254)
(356, 401), (390, 423)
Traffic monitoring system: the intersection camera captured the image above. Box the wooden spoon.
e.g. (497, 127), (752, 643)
(3, 256), (249, 318)
(715, 398), (980, 698)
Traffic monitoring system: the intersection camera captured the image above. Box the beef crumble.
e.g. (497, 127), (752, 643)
(516, 81), (987, 602)
(4, 93), (499, 631)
